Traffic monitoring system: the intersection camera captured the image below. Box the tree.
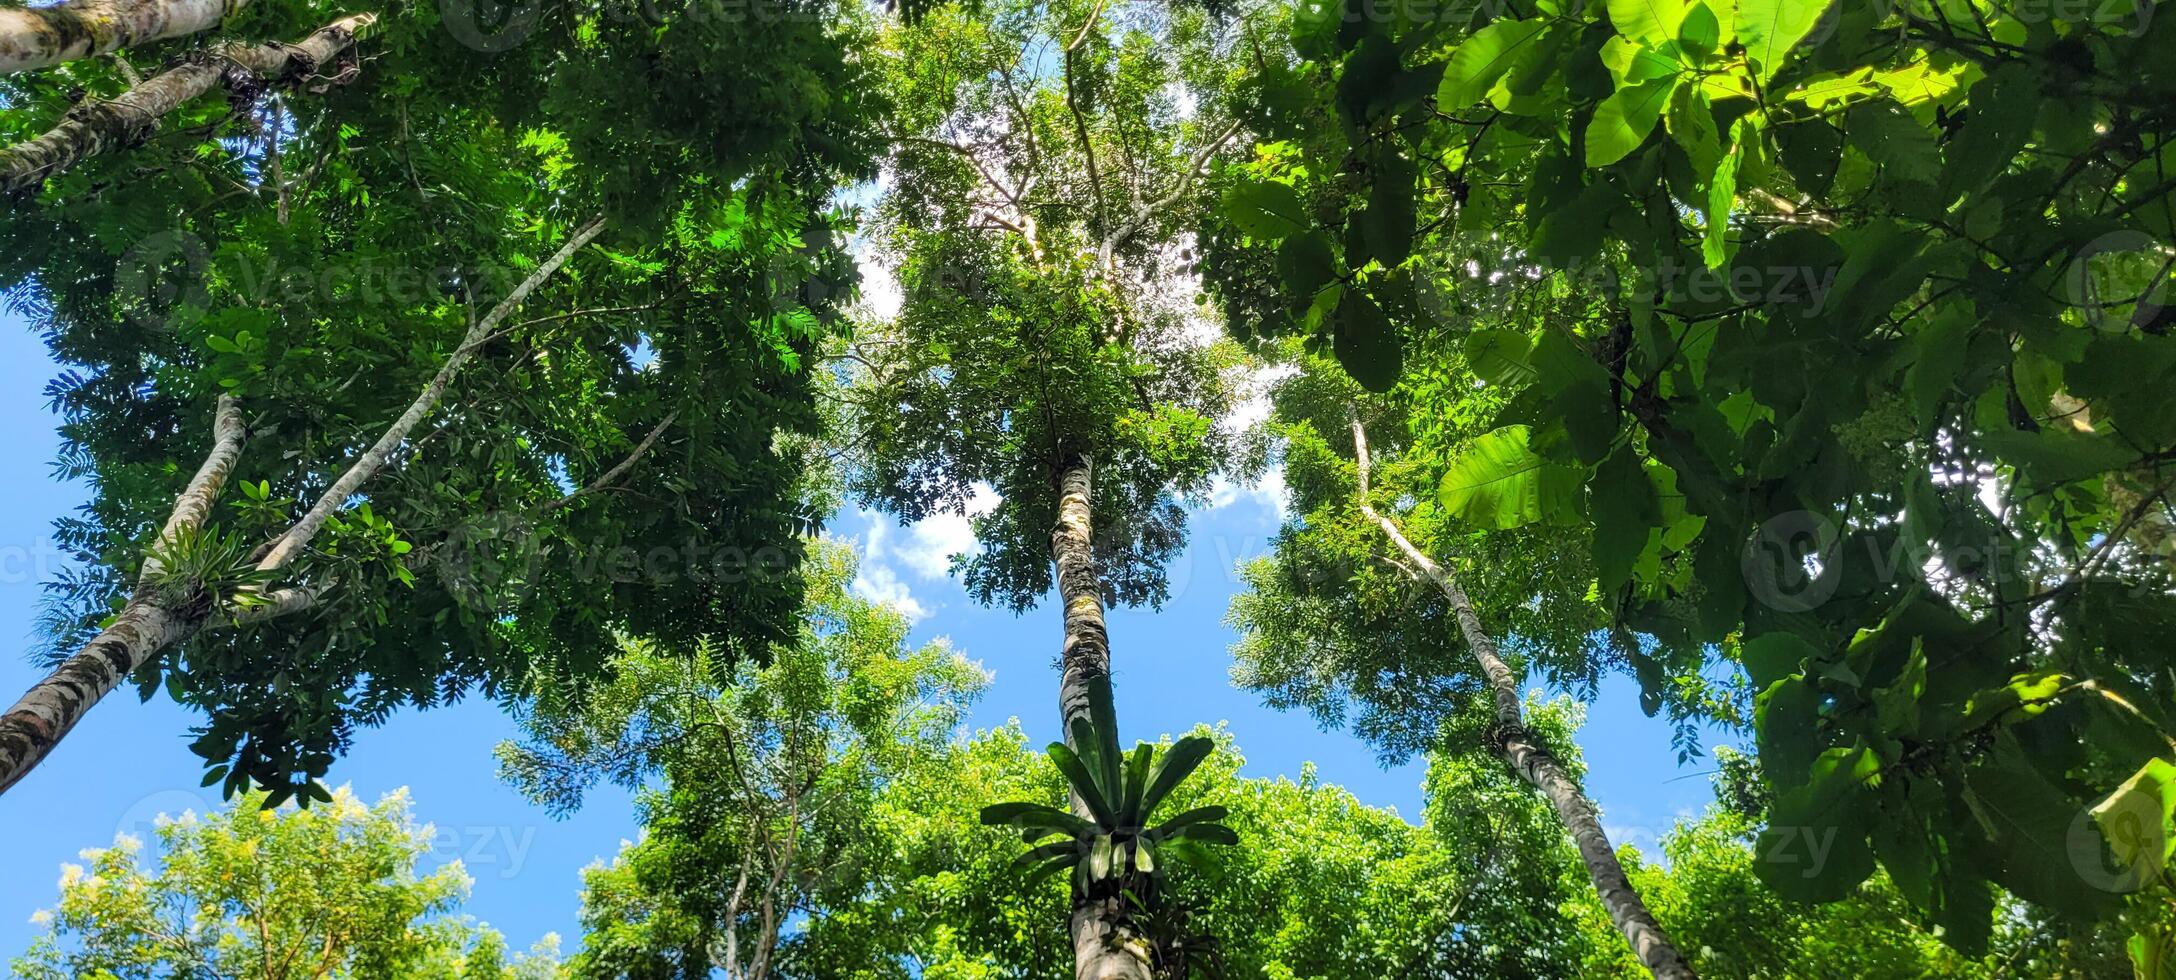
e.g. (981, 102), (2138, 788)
(0, 0), (883, 795)
(0, 0), (256, 75)
(1202, 0), (2176, 965)
(499, 540), (988, 980)
(845, 0), (1250, 971)
(1227, 344), (1696, 975)
(10, 786), (563, 979)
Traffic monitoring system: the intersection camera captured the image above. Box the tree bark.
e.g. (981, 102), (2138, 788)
(0, 220), (600, 796)
(0, 12), (372, 197)
(0, 0), (250, 75)
(0, 394), (247, 793)
(1350, 420), (1696, 980)
(254, 215), (607, 572)
(1048, 452), (1152, 980)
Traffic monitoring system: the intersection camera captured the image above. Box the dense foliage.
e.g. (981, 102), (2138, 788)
(12, 787), (563, 979)
(7, 0), (2176, 973)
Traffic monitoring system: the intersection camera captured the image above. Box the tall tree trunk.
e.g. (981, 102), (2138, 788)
(1049, 452), (1153, 980)
(0, 12), (372, 197)
(0, 0), (251, 75)
(0, 218), (601, 796)
(0, 394), (246, 793)
(1351, 420), (1697, 980)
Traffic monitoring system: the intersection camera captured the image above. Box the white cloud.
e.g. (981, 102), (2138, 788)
(851, 550), (930, 623)
(871, 485), (997, 581)
(1207, 466), (1288, 519)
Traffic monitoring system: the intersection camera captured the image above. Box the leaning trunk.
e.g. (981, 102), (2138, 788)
(0, 395), (246, 792)
(1350, 421), (1696, 980)
(1049, 452), (1152, 980)
(0, 12), (372, 196)
(0, 0), (253, 75)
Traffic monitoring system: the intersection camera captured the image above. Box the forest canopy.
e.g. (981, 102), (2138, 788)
(3, 0), (2175, 975)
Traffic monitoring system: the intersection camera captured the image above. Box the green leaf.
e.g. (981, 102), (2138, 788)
(1587, 77), (1680, 167)
(1088, 832), (1116, 879)
(1976, 426), (2137, 487)
(1223, 181), (1308, 239)
(1755, 744), (1879, 902)
(1740, 632), (1819, 691)
(1119, 742), (1155, 823)
(1466, 329), (1537, 385)
(1359, 150), (1418, 267)
(1140, 735), (1215, 819)
(1589, 446), (1657, 594)
(1608, 0), (1689, 44)
(1047, 743), (1118, 827)
(981, 801), (1098, 840)
(2089, 759), (2176, 890)
(1438, 426), (1587, 529)
(1600, 35), (1682, 85)
(1702, 117), (1751, 269)
(1963, 740), (2119, 920)
(1151, 805), (1230, 836)
(1736, 0), (1834, 83)
(1334, 291), (1404, 393)
(1131, 837), (1155, 874)
(1437, 20), (1550, 108)
(1164, 822), (1239, 846)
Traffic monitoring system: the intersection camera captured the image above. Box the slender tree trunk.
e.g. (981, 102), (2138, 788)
(0, 394), (246, 793)
(1350, 420), (1696, 980)
(0, 12), (372, 197)
(0, 0), (251, 75)
(0, 219), (600, 796)
(1049, 452), (1153, 980)
(254, 215), (607, 572)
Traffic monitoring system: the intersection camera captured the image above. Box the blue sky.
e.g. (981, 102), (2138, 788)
(0, 308), (1736, 959)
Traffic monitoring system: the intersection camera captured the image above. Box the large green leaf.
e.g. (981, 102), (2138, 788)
(1437, 20), (1550, 108)
(1151, 805), (1230, 836)
(1119, 742), (1155, 824)
(980, 801), (1098, 842)
(1589, 446), (1657, 594)
(1139, 735), (1215, 820)
(1334, 290), (1404, 393)
(1438, 426), (1587, 529)
(1963, 740), (2119, 920)
(1223, 180), (1308, 239)
(1608, 0), (1689, 44)
(1586, 77), (1680, 167)
(1755, 744), (1880, 902)
(1047, 742), (1117, 827)
(1736, 0), (1834, 83)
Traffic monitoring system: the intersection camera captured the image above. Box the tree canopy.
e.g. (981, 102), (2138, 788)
(6, 0), (2176, 974)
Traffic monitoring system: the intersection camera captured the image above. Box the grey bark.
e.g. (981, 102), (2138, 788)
(0, 12), (372, 197)
(0, 395), (247, 794)
(1350, 420), (1696, 980)
(254, 215), (607, 572)
(1049, 453), (1153, 980)
(0, 219), (601, 796)
(0, 0), (249, 75)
